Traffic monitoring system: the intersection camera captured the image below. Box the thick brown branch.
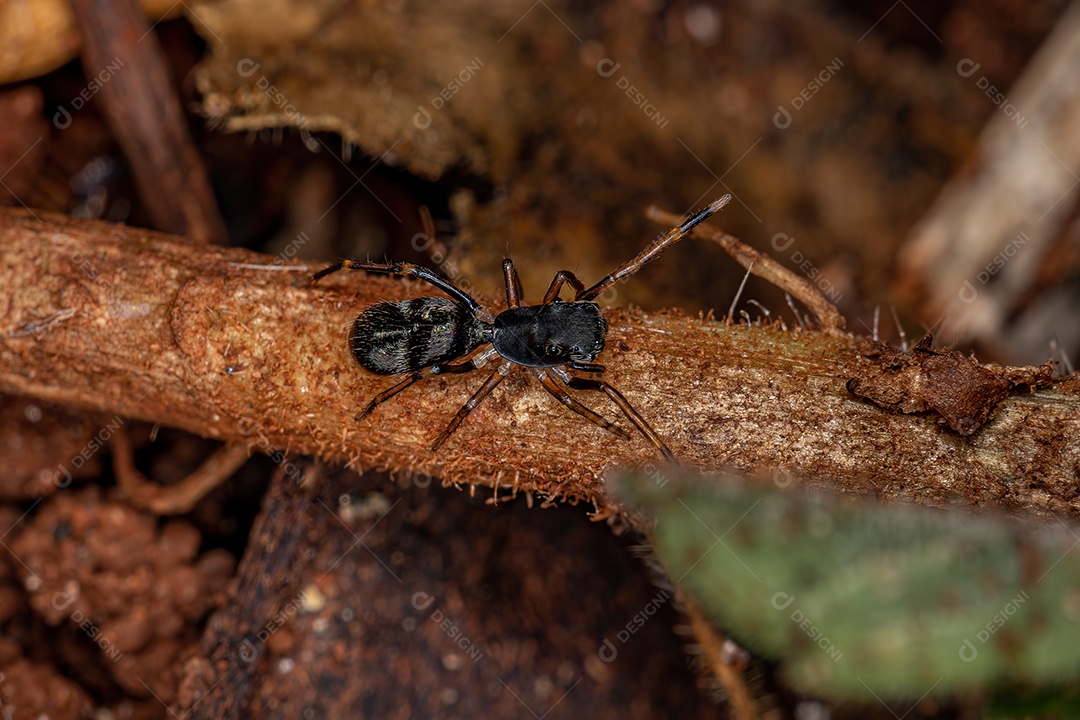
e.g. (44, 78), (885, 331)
(2, 209), (1078, 519)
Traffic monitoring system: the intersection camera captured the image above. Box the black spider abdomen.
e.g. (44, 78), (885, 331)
(351, 298), (485, 375)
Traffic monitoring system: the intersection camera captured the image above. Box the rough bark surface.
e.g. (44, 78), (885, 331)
(2, 209), (1079, 520)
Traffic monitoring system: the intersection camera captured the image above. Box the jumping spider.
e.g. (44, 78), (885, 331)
(314, 195), (731, 460)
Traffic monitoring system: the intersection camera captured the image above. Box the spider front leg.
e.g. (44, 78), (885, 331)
(502, 260), (588, 306)
(542, 270), (587, 303)
(577, 194), (732, 301)
(502, 259), (524, 308)
(314, 259), (484, 315)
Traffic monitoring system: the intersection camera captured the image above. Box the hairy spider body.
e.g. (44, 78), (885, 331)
(352, 297), (487, 375)
(314, 194), (732, 460)
(353, 298), (603, 374)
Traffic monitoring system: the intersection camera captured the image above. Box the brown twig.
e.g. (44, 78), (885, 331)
(2, 208), (1079, 520)
(111, 430), (250, 514)
(645, 205), (846, 332)
(69, 0), (227, 244)
(681, 596), (760, 720)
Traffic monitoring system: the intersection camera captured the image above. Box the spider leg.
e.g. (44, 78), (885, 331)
(552, 367), (676, 462)
(430, 360), (515, 451)
(533, 369), (631, 441)
(569, 360), (605, 373)
(356, 347), (497, 420)
(577, 195), (732, 301)
(314, 259), (484, 315)
(542, 270), (587, 303)
(501, 259), (524, 308)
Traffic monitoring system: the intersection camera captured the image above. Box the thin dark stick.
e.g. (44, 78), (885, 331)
(70, 0), (227, 244)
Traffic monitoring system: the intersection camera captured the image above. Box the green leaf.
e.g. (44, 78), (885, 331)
(614, 471), (1080, 700)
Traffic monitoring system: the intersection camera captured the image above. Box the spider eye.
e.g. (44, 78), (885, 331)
(545, 341), (564, 356)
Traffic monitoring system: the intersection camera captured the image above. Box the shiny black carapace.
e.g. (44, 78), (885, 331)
(313, 195), (731, 460)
